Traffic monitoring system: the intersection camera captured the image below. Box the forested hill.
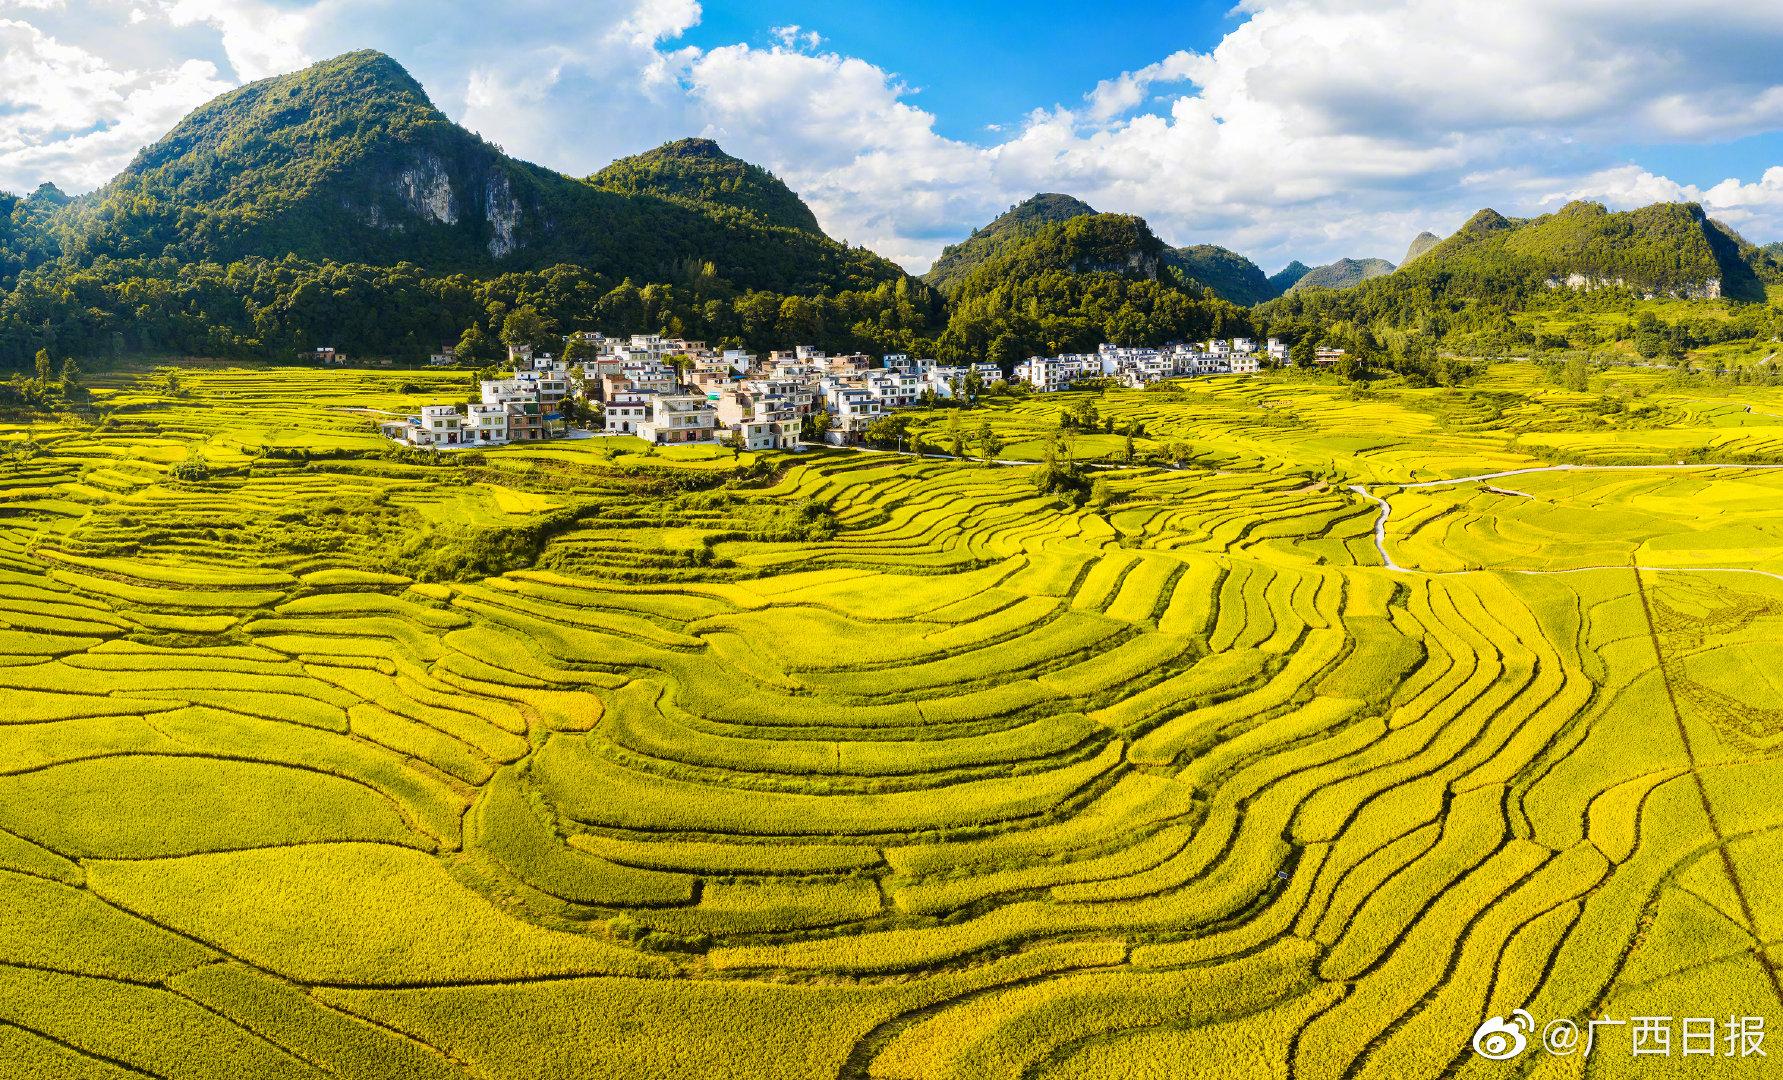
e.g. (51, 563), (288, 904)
(1257, 200), (1781, 354)
(1409, 201), (1768, 301)
(0, 184), (67, 288)
(941, 213), (1252, 364)
(28, 51), (903, 294)
(3, 48), (1780, 373)
(587, 138), (823, 235)
(923, 193), (1098, 294)
(1167, 245), (1277, 306)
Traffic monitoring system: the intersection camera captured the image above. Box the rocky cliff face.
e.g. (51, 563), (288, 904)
(1545, 273), (1722, 300)
(483, 173), (522, 259)
(397, 154), (458, 226)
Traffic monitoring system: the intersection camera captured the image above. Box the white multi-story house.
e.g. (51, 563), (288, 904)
(465, 403), (509, 445)
(604, 391), (652, 435)
(864, 370), (922, 409)
(515, 368), (569, 408)
(479, 378), (547, 441)
(924, 366), (968, 399)
(637, 393), (717, 445)
(1015, 354), (1101, 392)
(1266, 338), (1289, 364)
(716, 384), (801, 450)
(385, 405), (465, 447)
(419, 405), (462, 445)
(824, 385), (883, 439)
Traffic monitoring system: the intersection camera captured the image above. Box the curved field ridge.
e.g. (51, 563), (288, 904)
(0, 363), (1779, 1078)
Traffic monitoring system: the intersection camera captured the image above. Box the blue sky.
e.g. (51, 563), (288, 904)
(681, 1), (1236, 143)
(4, 1), (1783, 272)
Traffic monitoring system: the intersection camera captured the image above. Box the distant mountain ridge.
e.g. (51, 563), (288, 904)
(1402, 232), (1442, 264)
(1287, 257), (1397, 293)
(1257, 200), (1777, 346)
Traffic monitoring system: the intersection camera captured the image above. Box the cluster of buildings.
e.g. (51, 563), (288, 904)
(1012, 338), (1298, 391)
(382, 332), (1321, 451)
(383, 335), (999, 450)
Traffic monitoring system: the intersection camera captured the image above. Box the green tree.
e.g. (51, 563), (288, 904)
(1290, 336), (1317, 370)
(860, 413), (910, 450)
(801, 410), (833, 443)
(562, 335), (601, 363)
(963, 366), (984, 404)
(977, 419), (1002, 464)
(499, 305), (556, 357)
(455, 324), (499, 366)
(32, 349), (52, 384)
(987, 333), (1023, 371)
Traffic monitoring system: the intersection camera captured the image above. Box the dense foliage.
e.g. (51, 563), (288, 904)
(1258, 201), (1783, 358)
(0, 184), (67, 288)
(1169, 244), (1278, 306)
(922, 193), (1098, 294)
(587, 139), (823, 235)
(0, 256), (950, 366)
(0, 211), (1261, 371)
(1267, 260), (1313, 294)
(938, 214), (1252, 363)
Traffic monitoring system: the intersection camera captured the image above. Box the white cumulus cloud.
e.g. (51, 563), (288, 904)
(4, 0), (1783, 271)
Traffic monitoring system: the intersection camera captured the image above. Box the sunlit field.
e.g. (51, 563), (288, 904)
(1, 364), (1779, 1078)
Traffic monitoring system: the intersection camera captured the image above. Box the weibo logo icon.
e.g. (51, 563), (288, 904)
(1472, 1010), (1535, 1061)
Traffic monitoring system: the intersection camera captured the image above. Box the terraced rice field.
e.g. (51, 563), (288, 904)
(2, 364), (1781, 1078)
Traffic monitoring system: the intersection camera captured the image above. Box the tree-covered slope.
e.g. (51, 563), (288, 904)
(1169, 244), (1277, 305)
(42, 51), (903, 294)
(1400, 201), (1766, 302)
(940, 213), (1250, 363)
(586, 138), (823, 234)
(1257, 201), (1778, 359)
(923, 193), (1098, 294)
(1268, 261), (1313, 294)
(0, 184), (66, 287)
(1287, 257), (1396, 293)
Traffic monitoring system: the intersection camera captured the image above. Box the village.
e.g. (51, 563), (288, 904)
(376, 333), (1338, 450)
